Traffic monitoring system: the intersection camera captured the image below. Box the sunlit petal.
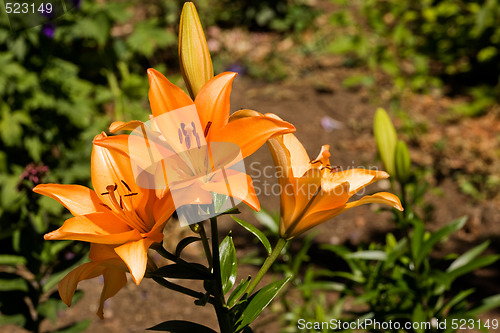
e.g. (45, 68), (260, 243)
(114, 238), (155, 285)
(148, 68), (193, 117)
(33, 184), (106, 216)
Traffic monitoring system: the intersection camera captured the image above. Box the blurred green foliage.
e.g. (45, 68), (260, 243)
(0, 0), (181, 331)
(329, 0), (500, 114)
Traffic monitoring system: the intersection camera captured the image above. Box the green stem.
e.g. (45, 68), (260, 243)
(245, 237), (287, 296)
(199, 222), (213, 270)
(152, 276), (214, 305)
(210, 217), (233, 333)
(151, 243), (208, 276)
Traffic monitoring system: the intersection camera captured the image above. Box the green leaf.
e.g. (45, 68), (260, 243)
(228, 276), (251, 307)
(252, 208), (279, 234)
(151, 263), (211, 280)
(0, 278), (29, 292)
(232, 217), (272, 255)
(0, 255), (27, 265)
(418, 216), (467, 265)
(412, 304), (426, 333)
(43, 256), (89, 293)
(220, 235), (237, 294)
(53, 319), (91, 333)
(235, 276), (291, 331)
(447, 255), (499, 280)
(0, 313), (26, 326)
(147, 320), (217, 332)
(468, 294), (500, 317)
(345, 251), (387, 261)
(447, 241), (490, 272)
(374, 108), (397, 176)
(175, 237), (202, 257)
(438, 289), (474, 315)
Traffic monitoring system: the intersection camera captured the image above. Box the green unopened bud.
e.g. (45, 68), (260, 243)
(179, 2), (214, 99)
(374, 108), (397, 176)
(395, 140), (411, 184)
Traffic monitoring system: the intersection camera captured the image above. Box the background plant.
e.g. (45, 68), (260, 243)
(328, 0), (500, 115)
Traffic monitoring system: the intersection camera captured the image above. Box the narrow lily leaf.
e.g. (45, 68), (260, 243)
(447, 241), (490, 272)
(374, 108), (397, 176)
(147, 320), (217, 332)
(345, 251), (387, 261)
(151, 263), (211, 280)
(228, 276), (251, 307)
(220, 235), (237, 294)
(252, 208), (279, 234)
(417, 217), (467, 265)
(438, 289), (474, 316)
(447, 255), (499, 280)
(175, 236), (202, 257)
(235, 276), (291, 331)
(412, 304), (426, 333)
(232, 216), (272, 255)
(468, 294), (500, 317)
(0, 255), (26, 265)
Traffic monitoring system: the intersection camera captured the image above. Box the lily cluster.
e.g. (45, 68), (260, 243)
(34, 1), (402, 324)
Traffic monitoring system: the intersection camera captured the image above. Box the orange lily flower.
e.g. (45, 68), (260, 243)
(34, 132), (175, 284)
(97, 69), (295, 216)
(59, 244), (128, 319)
(267, 117), (403, 239)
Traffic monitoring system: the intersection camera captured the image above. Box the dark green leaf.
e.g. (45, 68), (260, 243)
(235, 276), (291, 331)
(228, 276), (251, 307)
(220, 235), (237, 294)
(468, 294), (500, 317)
(232, 216), (272, 255)
(447, 241), (490, 272)
(147, 320), (217, 332)
(175, 237), (202, 257)
(417, 217), (467, 265)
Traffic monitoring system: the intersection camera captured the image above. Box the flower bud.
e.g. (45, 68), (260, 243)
(374, 108), (397, 176)
(179, 2), (214, 99)
(395, 140), (411, 184)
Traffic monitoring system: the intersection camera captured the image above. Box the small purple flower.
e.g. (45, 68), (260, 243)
(17, 163), (49, 190)
(42, 23), (56, 38)
(321, 116), (344, 132)
(226, 63), (246, 75)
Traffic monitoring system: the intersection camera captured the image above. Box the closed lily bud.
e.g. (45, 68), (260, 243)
(395, 140), (411, 184)
(179, 2), (214, 99)
(374, 108), (397, 177)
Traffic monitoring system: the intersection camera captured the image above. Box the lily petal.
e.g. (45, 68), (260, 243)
(97, 267), (128, 319)
(201, 171), (260, 211)
(148, 68), (193, 117)
(33, 184), (106, 216)
(59, 261), (104, 307)
(268, 133), (310, 179)
(44, 213), (142, 244)
(324, 169), (390, 196)
(195, 72), (236, 135)
(344, 192), (403, 211)
(109, 120), (145, 133)
(114, 238), (156, 285)
(211, 114), (296, 158)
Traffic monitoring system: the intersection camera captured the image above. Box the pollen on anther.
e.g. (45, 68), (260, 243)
(204, 121), (212, 137)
